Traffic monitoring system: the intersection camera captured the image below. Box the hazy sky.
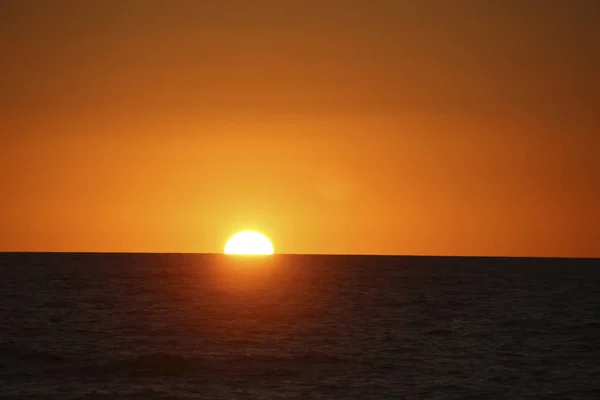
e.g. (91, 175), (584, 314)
(1, 1), (599, 256)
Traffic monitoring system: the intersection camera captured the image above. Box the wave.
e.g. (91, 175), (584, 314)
(104, 352), (201, 377)
(0, 343), (349, 379)
(0, 344), (67, 366)
(95, 351), (348, 378)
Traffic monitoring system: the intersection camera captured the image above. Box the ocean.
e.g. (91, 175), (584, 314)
(0, 253), (599, 399)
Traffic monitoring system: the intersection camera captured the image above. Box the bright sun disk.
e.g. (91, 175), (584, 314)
(224, 231), (274, 255)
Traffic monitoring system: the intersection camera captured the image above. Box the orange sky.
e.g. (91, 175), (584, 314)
(1, 1), (599, 257)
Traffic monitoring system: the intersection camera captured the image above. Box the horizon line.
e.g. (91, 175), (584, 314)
(0, 251), (597, 261)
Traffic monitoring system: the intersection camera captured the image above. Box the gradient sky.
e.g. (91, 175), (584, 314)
(1, 1), (599, 257)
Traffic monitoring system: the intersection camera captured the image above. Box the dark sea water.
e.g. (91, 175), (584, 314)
(1, 253), (599, 399)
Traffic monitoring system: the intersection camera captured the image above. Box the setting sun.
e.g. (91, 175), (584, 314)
(224, 231), (274, 255)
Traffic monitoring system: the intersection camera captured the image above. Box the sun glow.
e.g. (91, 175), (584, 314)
(224, 231), (274, 255)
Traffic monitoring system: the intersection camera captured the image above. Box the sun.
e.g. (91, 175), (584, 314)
(224, 231), (274, 255)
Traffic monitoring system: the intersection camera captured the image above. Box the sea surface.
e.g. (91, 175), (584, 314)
(1, 253), (599, 399)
